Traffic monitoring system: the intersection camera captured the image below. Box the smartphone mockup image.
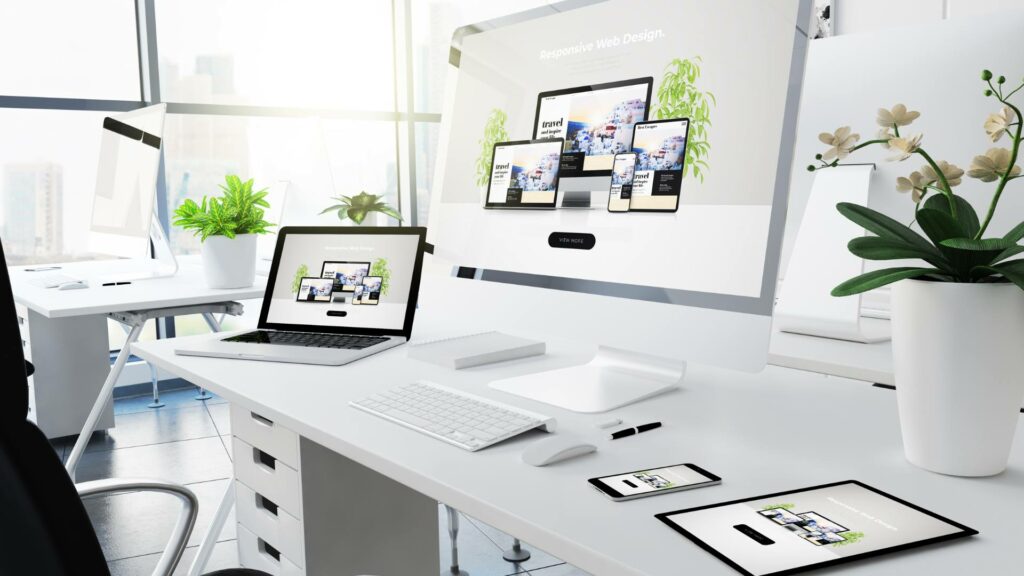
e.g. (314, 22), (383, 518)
(607, 153), (637, 213)
(589, 463), (720, 501)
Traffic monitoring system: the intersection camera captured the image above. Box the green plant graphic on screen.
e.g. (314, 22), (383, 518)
(760, 503), (795, 510)
(371, 258), (391, 297)
(475, 109), (509, 187)
(291, 264), (310, 294)
(653, 57), (715, 181)
(831, 532), (864, 547)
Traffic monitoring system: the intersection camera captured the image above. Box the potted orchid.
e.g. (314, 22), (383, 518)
(808, 70), (1024, 477)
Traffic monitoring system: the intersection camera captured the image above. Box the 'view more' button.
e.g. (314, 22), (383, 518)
(548, 232), (595, 250)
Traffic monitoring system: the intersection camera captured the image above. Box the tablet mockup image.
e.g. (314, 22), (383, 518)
(296, 277), (334, 303)
(485, 139), (563, 209)
(360, 276), (382, 305)
(655, 480), (976, 576)
(629, 118), (690, 212)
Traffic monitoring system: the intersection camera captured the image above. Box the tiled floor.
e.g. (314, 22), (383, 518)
(51, 386), (590, 575)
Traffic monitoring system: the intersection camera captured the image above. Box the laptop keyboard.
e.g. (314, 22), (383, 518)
(224, 330), (388, 350)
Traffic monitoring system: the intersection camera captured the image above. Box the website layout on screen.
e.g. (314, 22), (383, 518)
(608, 154), (636, 212)
(265, 233), (420, 331)
(487, 140), (563, 206)
(661, 482), (969, 576)
(433, 0), (801, 298)
(598, 464), (713, 497)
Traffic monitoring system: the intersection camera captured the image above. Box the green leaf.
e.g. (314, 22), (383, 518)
(1004, 221), (1024, 244)
(836, 203), (937, 254)
(939, 237), (1015, 251)
(937, 237), (1013, 278)
(995, 260), (1024, 290)
(922, 194), (979, 238)
(831, 267), (943, 297)
(348, 208), (367, 224)
(993, 245), (1024, 263)
(915, 208), (965, 246)
(847, 236), (942, 262)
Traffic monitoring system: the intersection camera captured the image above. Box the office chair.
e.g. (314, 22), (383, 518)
(0, 239), (270, 576)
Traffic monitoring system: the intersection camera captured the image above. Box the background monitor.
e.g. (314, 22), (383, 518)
(424, 0), (810, 411)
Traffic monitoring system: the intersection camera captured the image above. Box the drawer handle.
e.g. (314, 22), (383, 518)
(253, 448), (277, 471)
(250, 411), (274, 428)
(259, 538), (281, 562)
(256, 493), (279, 516)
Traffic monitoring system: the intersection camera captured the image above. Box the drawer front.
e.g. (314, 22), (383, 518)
(233, 436), (302, 517)
(231, 405), (300, 469)
(235, 480), (305, 566)
(237, 523), (304, 576)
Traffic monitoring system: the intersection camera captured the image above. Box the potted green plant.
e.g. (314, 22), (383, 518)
(173, 175), (275, 288)
(320, 191), (402, 225)
(808, 70), (1024, 476)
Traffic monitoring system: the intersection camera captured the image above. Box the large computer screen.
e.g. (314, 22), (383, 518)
(430, 0), (805, 307)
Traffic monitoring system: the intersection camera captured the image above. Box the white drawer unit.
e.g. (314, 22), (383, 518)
(233, 436), (303, 516)
(231, 406), (300, 470)
(237, 524), (304, 576)
(235, 481), (305, 566)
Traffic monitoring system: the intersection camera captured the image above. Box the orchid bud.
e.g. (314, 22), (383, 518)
(815, 153), (823, 160)
(807, 165), (816, 172)
(984, 89), (993, 96)
(998, 76), (1006, 84)
(982, 70), (993, 81)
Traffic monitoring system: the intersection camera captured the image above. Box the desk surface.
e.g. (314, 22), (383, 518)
(769, 318), (894, 385)
(9, 256), (266, 318)
(133, 325), (1022, 576)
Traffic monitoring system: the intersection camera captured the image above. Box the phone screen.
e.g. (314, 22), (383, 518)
(591, 463), (719, 499)
(607, 153), (637, 212)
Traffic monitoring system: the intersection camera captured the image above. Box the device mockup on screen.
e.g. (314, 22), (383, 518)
(656, 480), (977, 576)
(607, 153), (637, 213)
(533, 78), (652, 177)
(590, 463), (719, 501)
(628, 118), (690, 212)
(485, 139), (563, 208)
(321, 261), (371, 293)
(261, 230), (421, 332)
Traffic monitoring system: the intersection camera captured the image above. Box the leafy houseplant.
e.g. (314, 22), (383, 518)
(320, 192), (402, 225)
(475, 109), (509, 188)
(654, 57), (715, 181)
(809, 70), (1024, 476)
(370, 258), (391, 297)
(291, 264), (310, 294)
(172, 175), (275, 289)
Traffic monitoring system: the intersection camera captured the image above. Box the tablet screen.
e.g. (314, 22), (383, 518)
(485, 139), (563, 208)
(629, 119), (689, 212)
(656, 481), (976, 576)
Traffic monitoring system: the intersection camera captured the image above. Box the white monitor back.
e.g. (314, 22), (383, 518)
(89, 103), (166, 259)
(424, 0), (811, 373)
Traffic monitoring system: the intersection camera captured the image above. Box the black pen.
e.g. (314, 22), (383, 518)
(609, 421), (662, 440)
(102, 281), (132, 287)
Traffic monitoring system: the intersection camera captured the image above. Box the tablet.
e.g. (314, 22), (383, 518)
(628, 118), (689, 212)
(485, 138), (563, 209)
(360, 276), (382, 305)
(655, 480), (976, 576)
(295, 277), (333, 303)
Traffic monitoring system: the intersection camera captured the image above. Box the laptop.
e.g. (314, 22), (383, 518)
(176, 226), (426, 365)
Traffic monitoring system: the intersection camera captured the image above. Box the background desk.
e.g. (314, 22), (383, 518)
(133, 322), (1023, 576)
(769, 318), (894, 385)
(9, 255), (264, 438)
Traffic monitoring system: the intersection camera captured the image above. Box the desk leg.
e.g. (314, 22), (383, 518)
(187, 480), (235, 576)
(194, 312), (223, 401)
(65, 321), (145, 480)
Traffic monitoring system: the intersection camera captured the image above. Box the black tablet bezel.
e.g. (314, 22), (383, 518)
(654, 480), (978, 576)
(628, 117), (691, 213)
(532, 77), (654, 177)
(589, 462), (721, 499)
(260, 226), (426, 338)
(484, 138), (564, 209)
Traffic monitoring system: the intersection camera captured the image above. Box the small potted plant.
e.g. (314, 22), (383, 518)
(808, 70), (1024, 476)
(320, 191), (402, 225)
(173, 175), (275, 288)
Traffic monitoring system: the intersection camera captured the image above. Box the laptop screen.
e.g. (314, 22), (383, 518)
(261, 229), (424, 335)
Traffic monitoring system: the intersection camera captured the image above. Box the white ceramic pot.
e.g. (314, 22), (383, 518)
(200, 234), (257, 289)
(891, 279), (1024, 476)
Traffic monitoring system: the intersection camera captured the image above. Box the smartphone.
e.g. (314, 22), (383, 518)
(607, 153), (637, 213)
(589, 463), (720, 501)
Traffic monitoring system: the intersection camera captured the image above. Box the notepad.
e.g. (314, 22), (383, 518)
(407, 331), (545, 370)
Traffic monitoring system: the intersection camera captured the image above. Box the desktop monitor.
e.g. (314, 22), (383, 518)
(425, 0), (810, 412)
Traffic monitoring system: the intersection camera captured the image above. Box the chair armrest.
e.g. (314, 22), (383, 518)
(77, 478), (198, 576)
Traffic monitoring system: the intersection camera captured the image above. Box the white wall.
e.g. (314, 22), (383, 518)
(835, 0), (1022, 35)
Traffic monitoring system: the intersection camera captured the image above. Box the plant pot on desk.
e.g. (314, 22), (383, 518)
(892, 279), (1024, 476)
(201, 234), (257, 289)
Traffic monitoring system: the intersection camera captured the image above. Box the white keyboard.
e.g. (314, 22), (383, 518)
(350, 381), (556, 451)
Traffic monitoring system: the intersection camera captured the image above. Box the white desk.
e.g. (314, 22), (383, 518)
(769, 318), (894, 385)
(9, 256), (264, 463)
(133, 323), (1023, 575)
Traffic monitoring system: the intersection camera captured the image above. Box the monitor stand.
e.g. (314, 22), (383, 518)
(559, 190), (593, 208)
(489, 346), (684, 413)
(98, 214), (179, 283)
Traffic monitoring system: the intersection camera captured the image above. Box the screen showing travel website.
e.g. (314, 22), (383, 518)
(535, 82), (649, 175)
(629, 119), (688, 211)
(265, 233), (420, 330)
(598, 464), (713, 496)
(660, 482), (972, 576)
(431, 0), (802, 298)
(487, 140), (563, 206)
(608, 154), (636, 212)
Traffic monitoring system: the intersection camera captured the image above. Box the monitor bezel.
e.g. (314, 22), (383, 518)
(444, 0), (812, 318)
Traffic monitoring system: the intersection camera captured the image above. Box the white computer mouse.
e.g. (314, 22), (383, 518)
(521, 435), (597, 467)
(58, 280), (89, 290)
